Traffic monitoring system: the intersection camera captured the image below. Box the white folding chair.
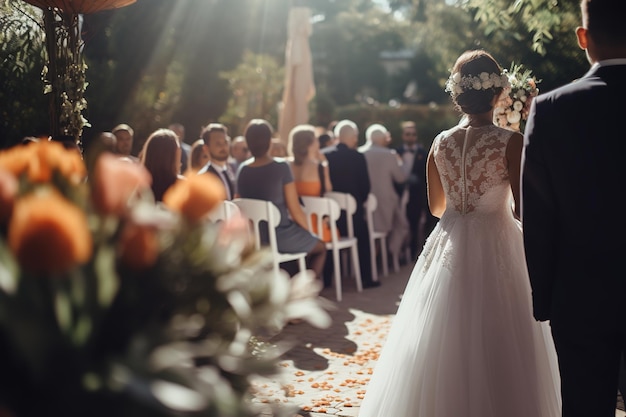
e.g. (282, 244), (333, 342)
(364, 193), (388, 282)
(232, 198), (307, 277)
(205, 200), (241, 223)
(324, 191), (357, 278)
(300, 196), (362, 301)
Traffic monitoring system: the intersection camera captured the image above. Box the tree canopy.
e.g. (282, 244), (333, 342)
(0, 0), (590, 149)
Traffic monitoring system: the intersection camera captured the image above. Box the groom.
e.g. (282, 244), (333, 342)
(521, 0), (626, 416)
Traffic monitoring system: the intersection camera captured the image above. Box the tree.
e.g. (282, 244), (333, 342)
(310, 5), (408, 105)
(0, 1), (48, 148)
(389, 0), (580, 56)
(219, 51), (284, 135)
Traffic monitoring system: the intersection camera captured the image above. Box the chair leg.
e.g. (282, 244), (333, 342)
(381, 237), (389, 277)
(298, 256), (306, 274)
(392, 253), (400, 273)
(333, 248), (342, 302)
(370, 238), (379, 282)
(351, 244), (363, 292)
(341, 250), (349, 278)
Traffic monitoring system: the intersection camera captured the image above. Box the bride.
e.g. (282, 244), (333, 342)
(358, 50), (561, 417)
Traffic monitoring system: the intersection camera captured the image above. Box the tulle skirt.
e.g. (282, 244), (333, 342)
(358, 209), (561, 417)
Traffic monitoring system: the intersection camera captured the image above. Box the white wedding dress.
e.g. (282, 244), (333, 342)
(359, 124), (561, 417)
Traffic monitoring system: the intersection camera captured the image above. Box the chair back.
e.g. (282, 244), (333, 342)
(324, 191), (357, 238)
(364, 193), (377, 235)
(232, 198), (281, 251)
(206, 200), (241, 223)
(300, 196), (341, 242)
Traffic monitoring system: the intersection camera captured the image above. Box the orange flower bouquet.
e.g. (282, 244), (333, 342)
(0, 140), (331, 417)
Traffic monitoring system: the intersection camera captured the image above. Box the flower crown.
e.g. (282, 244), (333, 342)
(445, 71), (510, 96)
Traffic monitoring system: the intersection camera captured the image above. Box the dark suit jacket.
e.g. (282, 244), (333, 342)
(322, 143), (370, 210)
(394, 144), (428, 211)
(197, 162), (234, 200)
(521, 63), (626, 332)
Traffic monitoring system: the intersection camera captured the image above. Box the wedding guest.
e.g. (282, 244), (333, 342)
(322, 119), (379, 289)
(197, 123), (235, 200)
(393, 121), (435, 260)
(316, 125), (336, 149)
(168, 122), (192, 174)
(522, 0), (626, 415)
(96, 132), (117, 153)
(289, 124), (333, 242)
(359, 49), (560, 417)
(189, 139), (209, 174)
(236, 119), (326, 279)
(359, 123), (408, 261)
(141, 128), (182, 202)
(229, 135), (250, 173)
(269, 138), (288, 158)
(318, 132), (333, 149)
(112, 123), (139, 163)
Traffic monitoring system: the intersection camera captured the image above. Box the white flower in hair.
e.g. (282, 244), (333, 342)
(445, 71), (510, 96)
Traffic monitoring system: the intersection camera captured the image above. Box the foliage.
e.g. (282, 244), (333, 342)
(42, 9), (91, 142)
(0, 0), (591, 148)
(0, 1), (48, 148)
(219, 51), (285, 136)
(311, 6), (409, 106)
(0, 140), (331, 417)
(388, 0), (579, 56)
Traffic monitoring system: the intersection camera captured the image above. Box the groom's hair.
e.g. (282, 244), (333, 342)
(581, 0), (626, 45)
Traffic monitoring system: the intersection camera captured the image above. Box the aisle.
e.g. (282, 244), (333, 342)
(251, 263), (411, 416)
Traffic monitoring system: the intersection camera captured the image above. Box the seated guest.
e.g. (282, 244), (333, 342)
(322, 119), (379, 288)
(96, 132), (117, 153)
(288, 124), (334, 242)
(359, 123), (408, 260)
(269, 137), (288, 158)
(188, 139), (209, 174)
(236, 119), (326, 279)
(229, 135), (251, 173)
(141, 128), (183, 202)
(112, 123), (139, 163)
(197, 123), (235, 200)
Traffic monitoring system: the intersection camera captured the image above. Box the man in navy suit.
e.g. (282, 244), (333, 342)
(197, 123), (235, 200)
(322, 120), (379, 289)
(521, 1), (626, 415)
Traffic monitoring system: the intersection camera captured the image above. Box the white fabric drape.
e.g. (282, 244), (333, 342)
(278, 7), (315, 151)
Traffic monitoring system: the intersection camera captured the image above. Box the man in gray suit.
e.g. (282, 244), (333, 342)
(521, 0), (626, 415)
(359, 123), (408, 258)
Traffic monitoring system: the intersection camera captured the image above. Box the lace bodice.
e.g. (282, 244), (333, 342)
(433, 124), (514, 215)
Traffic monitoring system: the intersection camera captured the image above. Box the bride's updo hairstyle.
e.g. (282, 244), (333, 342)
(448, 50), (506, 115)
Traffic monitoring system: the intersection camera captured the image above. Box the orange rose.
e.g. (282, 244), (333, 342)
(0, 169), (17, 224)
(0, 140), (86, 184)
(118, 222), (159, 270)
(0, 145), (32, 178)
(162, 174), (225, 223)
(8, 189), (92, 275)
(91, 153), (152, 215)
